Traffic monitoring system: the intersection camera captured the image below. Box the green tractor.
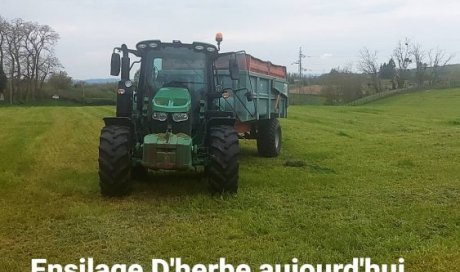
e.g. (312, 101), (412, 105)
(99, 33), (288, 195)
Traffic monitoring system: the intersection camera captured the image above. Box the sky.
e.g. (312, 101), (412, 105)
(1, 0), (460, 80)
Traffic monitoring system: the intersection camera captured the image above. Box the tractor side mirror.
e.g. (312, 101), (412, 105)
(229, 57), (240, 80)
(110, 53), (121, 76)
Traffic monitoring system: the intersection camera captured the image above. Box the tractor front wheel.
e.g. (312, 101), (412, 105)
(256, 118), (282, 157)
(98, 125), (132, 196)
(206, 125), (240, 193)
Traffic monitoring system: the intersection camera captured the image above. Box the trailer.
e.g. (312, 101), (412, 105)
(215, 53), (288, 123)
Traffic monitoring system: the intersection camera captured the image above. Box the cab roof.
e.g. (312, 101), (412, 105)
(135, 40), (218, 53)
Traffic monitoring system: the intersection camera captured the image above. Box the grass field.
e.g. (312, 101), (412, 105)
(0, 88), (459, 271)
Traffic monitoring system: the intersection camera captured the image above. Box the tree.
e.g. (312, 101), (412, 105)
(3, 18), (26, 103)
(380, 60), (394, 79)
(321, 67), (364, 104)
(134, 69), (140, 86)
(358, 47), (381, 92)
(24, 22), (60, 100)
(428, 47), (454, 86)
(37, 51), (61, 91)
(380, 58), (397, 89)
(393, 38), (412, 88)
(48, 71), (72, 92)
(0, 64), (6, 98)
(411, 43), (427, 87)
(0, 16), (7, 67)
(0, 17), (61, 103)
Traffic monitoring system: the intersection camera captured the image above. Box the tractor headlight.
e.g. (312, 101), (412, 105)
(194, 45), (204, 51)
(172, 113), (189, 122)
(124, 80), (133, 88)
(152, 112), (167, 121)
(222, 90), (231, 99)
(148, 42), (158, 48)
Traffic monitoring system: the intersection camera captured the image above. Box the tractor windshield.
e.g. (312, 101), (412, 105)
(145, 47), (208, 95)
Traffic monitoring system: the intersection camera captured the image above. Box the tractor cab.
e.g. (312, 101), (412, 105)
(135, 41), (218, 138)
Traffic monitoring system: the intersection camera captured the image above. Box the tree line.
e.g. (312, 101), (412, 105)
(290, 38), (455, 105)
(358, 38), (454, 93)
(0, 16), (62, 103)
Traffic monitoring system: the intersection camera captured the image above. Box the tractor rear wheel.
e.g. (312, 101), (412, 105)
(98, 125), (132, 196)
(206, 125), (239, 193)
(256, 118), (282, 157)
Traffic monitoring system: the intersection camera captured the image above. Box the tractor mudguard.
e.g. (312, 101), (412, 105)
(103, 117), (133, 129)
(206, 110), (236, 128)
(207, 117), (236, 128)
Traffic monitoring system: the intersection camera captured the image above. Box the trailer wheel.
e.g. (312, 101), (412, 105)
(98, 125), (132, 196)
(257, 118), (282, 157)
(206, 125), (239, 193)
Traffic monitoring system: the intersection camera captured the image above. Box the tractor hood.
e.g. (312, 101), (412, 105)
(152, 87), (191, 113)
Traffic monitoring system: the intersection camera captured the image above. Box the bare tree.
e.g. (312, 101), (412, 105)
(0, 16), (7, 100)
(38, 52), (62, 91)
(24, 22), (59, 100)
(3, 19), (28, 102)
(428, 47), (454, 86)
(0, 16), (7, 68)
(393, 38), (412, 88)
(411, 43), (427, 87)
(358, 47), (381, 92)
(1, 17), (61, 103)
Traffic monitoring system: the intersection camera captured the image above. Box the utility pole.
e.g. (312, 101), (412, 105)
(292, 47), (308, 97)
(292, 47), (306, 79)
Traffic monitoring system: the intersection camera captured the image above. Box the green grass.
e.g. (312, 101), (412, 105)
(1, 88), (459, 271)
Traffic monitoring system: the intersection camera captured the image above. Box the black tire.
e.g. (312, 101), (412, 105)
(256, 118), (282, 157)
(206, 125), (240, 193)
(98, 125), (132, 196)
